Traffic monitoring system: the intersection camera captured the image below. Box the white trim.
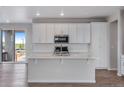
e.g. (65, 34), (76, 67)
(28, 80), (96, 83)
(108, 68), (117, 71)
(95, 67), (108, 69)
(1, 62), (27, 64)
(107, 13), (118, 22)
(117, 72), (122, 76)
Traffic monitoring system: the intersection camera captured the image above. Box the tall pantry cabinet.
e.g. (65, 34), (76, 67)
(91, 22), (109, 69)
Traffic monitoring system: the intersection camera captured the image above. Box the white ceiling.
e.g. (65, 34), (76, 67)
(0, 6), (123, 23)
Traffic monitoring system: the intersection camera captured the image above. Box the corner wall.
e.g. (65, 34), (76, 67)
(107, 10), (124, 75)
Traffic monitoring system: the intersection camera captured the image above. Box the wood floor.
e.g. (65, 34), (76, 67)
(0, 64), (27, 87)
(0, 64), (124, 87)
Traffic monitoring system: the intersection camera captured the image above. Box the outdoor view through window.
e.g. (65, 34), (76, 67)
(15, 31), (26, 62)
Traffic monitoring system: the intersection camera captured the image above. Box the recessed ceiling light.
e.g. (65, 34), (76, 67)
(60, 9), (64, 16)
(36, 11), (40, 16)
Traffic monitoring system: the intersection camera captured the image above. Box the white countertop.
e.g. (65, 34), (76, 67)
(27, 53), (96, 60)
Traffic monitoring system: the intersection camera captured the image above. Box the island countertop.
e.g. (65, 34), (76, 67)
(27, 53), (96, 60)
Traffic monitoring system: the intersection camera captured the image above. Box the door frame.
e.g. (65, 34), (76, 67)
(0, 28), (2, 63)
(108, 20), (118, 70)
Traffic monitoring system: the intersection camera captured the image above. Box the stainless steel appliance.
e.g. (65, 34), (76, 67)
(54, 46), (69, 56)
(54, 35), (69, 56)
(54, 35), (69, 43)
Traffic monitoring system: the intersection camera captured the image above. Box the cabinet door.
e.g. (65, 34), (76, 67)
(77, 23), (90, 43)
(32, 24), (41, 43)
(91, 22), (108, 68)
(54, 24), (62, 35)
(69, 24), (77, 43)
(54, 24), (69, 35)
(40, 24), (47, 43)
(46, 24), (54, 43)
(61, 24), (69, 35)
(32, 23), (47, 43)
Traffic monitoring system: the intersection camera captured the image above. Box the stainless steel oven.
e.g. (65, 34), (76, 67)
(54, 46), (69, 56)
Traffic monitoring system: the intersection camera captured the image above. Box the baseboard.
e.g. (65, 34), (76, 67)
(95, 67), (108, 69)
(28, 80), (96, 83)
(96, 67), (117, 71)
(108, 68), (117, 71)
(1, 61), (27, 64)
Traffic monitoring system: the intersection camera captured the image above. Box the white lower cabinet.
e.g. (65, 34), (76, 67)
(28, 59), (95, 83)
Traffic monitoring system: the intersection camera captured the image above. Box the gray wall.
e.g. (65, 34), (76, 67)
(108, 10), (124, 75)
(109, 21), (118, 69)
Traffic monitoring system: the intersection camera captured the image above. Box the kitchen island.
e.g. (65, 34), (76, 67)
(28, 53), (96, 83)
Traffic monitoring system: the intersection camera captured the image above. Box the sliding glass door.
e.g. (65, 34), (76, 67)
(0, 30), (26, 63)
(15, 31), (26, 63)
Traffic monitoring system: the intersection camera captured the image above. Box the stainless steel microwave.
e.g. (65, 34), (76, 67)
(54, 35), (69, 43)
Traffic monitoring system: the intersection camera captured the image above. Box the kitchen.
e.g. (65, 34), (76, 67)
(0, 6), (124, 87)
(27, 18), (108, 83)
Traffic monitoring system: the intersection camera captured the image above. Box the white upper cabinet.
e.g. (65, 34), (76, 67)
(40, 24), (47, 43)
(77, 23), (90, 43)
(46, 24), (54, 43)
(32, 23), (91, 44)
(61, 24), (69, 35)
(32, 23), (42, 43)
(68, 24), (77, 43)
(54, 24), (62, 35)
(54, 24), (69, 35)
(32, 23), (47, 43)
